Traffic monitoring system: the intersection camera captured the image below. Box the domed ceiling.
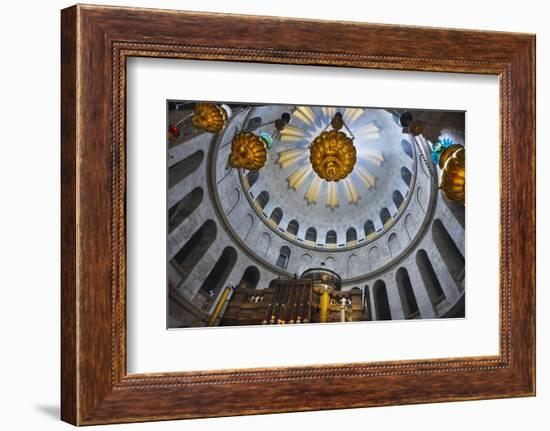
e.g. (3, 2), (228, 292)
(211, 105), (416, 256)
(213, 105), (416, 251)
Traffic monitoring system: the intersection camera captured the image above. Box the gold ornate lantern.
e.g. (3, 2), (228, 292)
(191, 103), (228, 133)
(438, 144), (465, 205)
(228, 131), (268, 170)
(309, 130), (356, 182)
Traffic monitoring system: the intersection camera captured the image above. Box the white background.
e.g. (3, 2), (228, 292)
(0, 0), (547, 430)
(127, 59), (499, 373)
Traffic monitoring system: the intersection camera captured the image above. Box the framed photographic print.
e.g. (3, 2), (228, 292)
(164, 101), (467, 329)
(61, 4), (536, 425)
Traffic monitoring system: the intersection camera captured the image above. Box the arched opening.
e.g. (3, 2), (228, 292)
(326, 230), (337, 245)
(239, 266), (260, 289)
(199, 247), (238, 299)
(305, 227), (317, 243)
(168, 187), (203, 233)
(168, 150), (204, 188)
(287, 219), (299, 236)
(373, 280), (391, 320)
(246, 170), (259, 188)
(416, 249), (445, 305)
(432, 219), (465, 285)
(364, 220), (375, 238)
(276, 246), (291, 269)
(171, 220), (217, 282)
(443, 198), (465, 229)
(400, 139), (413, 158)
(396, 268), (420, 318)
(254, 191), (270, 210)
(392, 190), (405, 209)
(346, 227), (357, 244)
(380, 207), (392, 227)
(401, 166), (413, 187)
(269, 207), (283, 225)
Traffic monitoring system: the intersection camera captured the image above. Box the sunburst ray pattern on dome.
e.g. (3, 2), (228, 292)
(276, 106), (384, 209)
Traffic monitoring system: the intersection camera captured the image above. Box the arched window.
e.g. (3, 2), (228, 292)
(240, 266), (260, 289)
(392, 190), (405, 209)
(276, 246), (291, 269)
(364, 220), (375, 238)
(432, 219), (465, 285)
(380, 207), (392, 226)
(199, 247), (238, 299)
(254, 191), (269, 210)
(373, 280), (391, 320)
(401, 166), (413, 186)
(269, 207), (283, 225)
(168, 150), (204, 188)
(168, 187), (203, 233)
(287, 219), (299, 236)
(346, 227), (357, 244)
(416, 249), (445, 305)
(396, 268), (419, 318)
(326, 230), (337, 245)
(171, 220), (217, 282)
(400, 139), (413, 158)
(246, 170), (259, 188)
(305, 227), (317, 243)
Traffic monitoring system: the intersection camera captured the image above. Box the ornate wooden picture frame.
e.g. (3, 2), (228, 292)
(61, 4), (535, 425)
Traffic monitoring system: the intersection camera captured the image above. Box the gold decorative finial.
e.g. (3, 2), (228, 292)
(192, 103), (228, 133)
(330, 112), (344, 131)
(228, 132), (268, 170)
(309, 130), (356, 182)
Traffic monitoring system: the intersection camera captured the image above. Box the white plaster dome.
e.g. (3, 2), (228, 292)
(213, 105), (417, 251)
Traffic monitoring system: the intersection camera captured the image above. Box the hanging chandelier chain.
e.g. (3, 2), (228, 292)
(173, 113), (193, 128)
(341, 120), (355, 140)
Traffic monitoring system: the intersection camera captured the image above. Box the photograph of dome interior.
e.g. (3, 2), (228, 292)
(167, 101), (465, 328)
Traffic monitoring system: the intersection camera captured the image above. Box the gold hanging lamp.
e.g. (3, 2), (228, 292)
(191, 102), (229, 133)
(228, 131), (270, 171)
(431, 137), (465, 205)
(309, 113), (356, 182)
(439, 144), (465, 204)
